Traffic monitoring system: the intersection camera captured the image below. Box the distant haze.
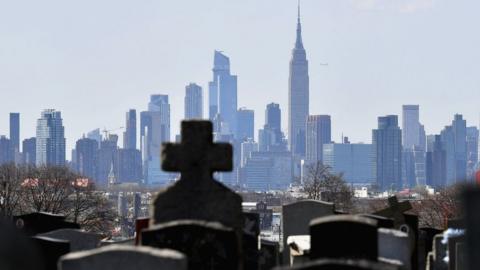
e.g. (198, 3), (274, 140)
(1, 0), (479, 158)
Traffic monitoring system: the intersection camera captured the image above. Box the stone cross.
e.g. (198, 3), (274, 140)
(374, 196), (412, 229)
(162, 121), (232, 180)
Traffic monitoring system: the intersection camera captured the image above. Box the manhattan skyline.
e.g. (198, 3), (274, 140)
(1, 0), (480, 156)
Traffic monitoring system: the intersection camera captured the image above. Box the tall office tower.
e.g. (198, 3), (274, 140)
(97, 134), (118, 186)
(123, 109), (137, 150)
(259, 103), (286, 152)
(402, 105), (427, 188)
(208, 51), (238, 136)
(288, 4), (309, 157)
(305, 115), (331, 164)
(241, 151), (293, 191)
(402, 105), (421, 149)
(0, 136), (12, 164)
(240, 139), (258, 167)
(441, 114), (467, 185)
(466, 126), (478, 180)
(22, 137), (36, 165)
(322, 142), (374, 185)
(185, 83), (203, 120)
(236, 108), (254, 141)
(426, 135), (447, 188)
(372, 115), (402, 191)
(141, 95), (171, 186)
(87, 128), (102, 147)
(9, 113), (20, 154)
(75, 137), (98, 180)
(35, 109), (66, 167)
(118, 148), (142, 183)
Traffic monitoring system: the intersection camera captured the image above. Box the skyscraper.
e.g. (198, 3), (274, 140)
(22, 137), (36, 165)
(372, 115), (402, 191)
(236, 108), (254, 141)
(75, 137), (98, 180)
(185, 83), (203, 120)
(426, 135), (447, 188)
(288, 4), (309, 157)
(35, 109), (66, 167)
(305, 115), (331, 164)
(259, 103), (286, 152)
(0, 136), (12, 165)
(123, 109), (137, 150)
(141, 94), (171, 185)
(208, 51), (238, 136)
(466, 126), (479, 180)
(441, 114), (467, 185)
(266, 103), (281, 131)
(97, 134), (119, 186)
(9, 113), (20, 154)
(402, 105), (421, 150)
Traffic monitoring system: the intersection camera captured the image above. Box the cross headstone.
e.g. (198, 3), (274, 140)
(32, 235), (70, 270)
(377, 228), (411, 269)
(273, 258), (402, 270)
(358, 214), (394, 229)
(309, 215), (378, 262)
(374, 196), (412, 229)
(58, 245), (187, 270)
(141, 219), (241, 270)
(152, 121), (243, 233)
(39, 229), (102, 251)
(282, 200), (334, 262)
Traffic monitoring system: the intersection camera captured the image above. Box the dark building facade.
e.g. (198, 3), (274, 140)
(22, 137), (36, 165)
(75, 138), (98, 180)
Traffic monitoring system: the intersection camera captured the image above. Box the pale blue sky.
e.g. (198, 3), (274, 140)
(1, 0), (479, 157)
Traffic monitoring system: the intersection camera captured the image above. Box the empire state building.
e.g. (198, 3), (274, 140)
(288, 4), (309, 157)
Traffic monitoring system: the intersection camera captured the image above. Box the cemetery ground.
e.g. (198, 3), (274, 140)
(0, 121), (477, 269)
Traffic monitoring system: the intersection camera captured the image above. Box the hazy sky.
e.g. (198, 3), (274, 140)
(1, 0), (479, 157)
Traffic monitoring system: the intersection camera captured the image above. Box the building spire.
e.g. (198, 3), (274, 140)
(295, 0), (304, 49)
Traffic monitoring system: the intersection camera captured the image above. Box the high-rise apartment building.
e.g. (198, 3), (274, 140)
(372, 115), (402, 191)
(35, 109), (66, 166)
(237, 108), (254, 141)
(22, 137), (36, 165)
(208, 51), (238, 136)
(288, 4), (309, 157)
(75, 137), (98, 180)
(305, 115), (331, 164)
(123, 109), (137, 150)
(402, 105), (421, 149)
(426, 135), (447, 188)
(441, 114), (467, 185)
(185, 83), (203, 120)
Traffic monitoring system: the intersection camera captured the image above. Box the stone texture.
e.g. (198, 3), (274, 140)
(309, 215), (378, 261)
(358, 214), (394, 229)
(273, 258), (401, 270)
(59, 245), (187, 270)
(14, 212), (80, 236)
(259, 239), (279, 270)
(448, 235), (465, 270)
(432, 234), (448, 270)
(464, 188), (480, 270)
(378, 228), (411, 269)
(32, 235), (70, 270)
(141, 219), (241, 270)
(39, 229), (102, 251)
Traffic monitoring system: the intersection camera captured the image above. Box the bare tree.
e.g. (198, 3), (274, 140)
(0, 163), (30, 217)
(303, 162), (354, 212)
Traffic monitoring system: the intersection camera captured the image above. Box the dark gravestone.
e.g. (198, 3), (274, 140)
(32, 236), (70, 270)
(0, 218), (43, 270)
(464, 188), (480, 270)
(418, 227), (443, 270)
(141, 219), (240, 270)
(358, 214), (394, 229)
(426, 252), (434, 270)
(39, 229), (102, 251)
(447, 218), (465, 229)
(244, 212), (260, 270)
(448, 234), (465, 270)
(456, 242), (466, 270)
(309, 215), (378, 261)
(432, 234), (448, 270)
(282, 200), (334, 262)
(135, 218), (150, 245)
(152, 121), (243, 232)
(273, 258), (401, 270)
(14, 212), (80, 236)
(259, 239), (280, 270)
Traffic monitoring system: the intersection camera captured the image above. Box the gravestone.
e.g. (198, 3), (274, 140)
(378, 228), (411, 269)
(0, 218), (43, 270)
(141, 219), (240, 270)
(99, 238), (134, 247)
(152, 121), (243, 232)
(463, 188), (480, 270)
(374, 196), (412, 230)
(358, 214), (394, 229)
(244, 212), (260, 270)
(309, 215), (378, 261)
(418, 227), (443, 270)
(39, 229), (102, 251)
(426, 252), (434, 270)
(32, 236), (70, 270)
(14, 212), (80, 236)
(135, 217), (150, 245)
(432, 234), (448, 270)
(282, 200), (334, 261)
(273, 258), (401, 270)
(59, 245), (187, 270)
(259, 239), (279, 270)
(448, 234), (465, 270)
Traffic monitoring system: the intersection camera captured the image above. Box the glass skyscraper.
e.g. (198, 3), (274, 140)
(185, 83), (203, 120)
(35, 109), (66, 166)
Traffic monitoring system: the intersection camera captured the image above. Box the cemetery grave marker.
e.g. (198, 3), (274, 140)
(14, 212), (80, 236)
(464, 188), (480, 270)
(39, 229), (102, 251)
(32, 235), (70, 270)
(273, 258), (402, 270)
(377, 228), (411, 269)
